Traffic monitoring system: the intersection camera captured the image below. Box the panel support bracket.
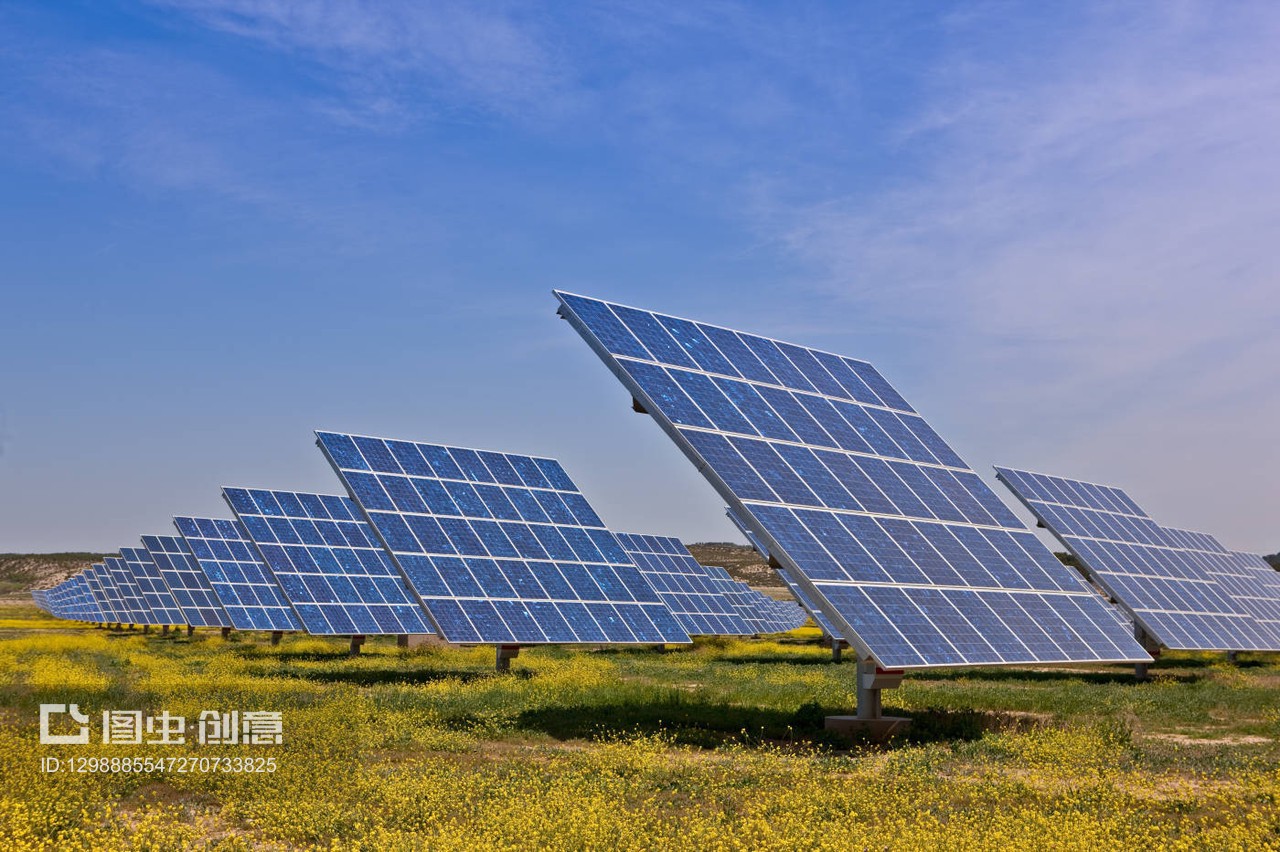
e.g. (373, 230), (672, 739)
(825, 659), (910, 741)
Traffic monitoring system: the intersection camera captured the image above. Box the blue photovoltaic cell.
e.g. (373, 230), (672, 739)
(121, 546), (186, 625)
(996, 467), (1280, 651)
(1161, 528), (1280, 648)
(224, 487), (435, 636)
(143, 535), (230, 628)
(174, 517), (301, 632)
(317, 432), (691, 645)
(616, 533), (752, 636)
(557, 291), (1149, 668)
(82, 567), (115, 623)
(1229, 551), (1280, 638)
(74, 574), (104, 622)
(105, 556), (154, 625)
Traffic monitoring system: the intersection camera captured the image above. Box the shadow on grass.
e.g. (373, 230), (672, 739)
(277, 667), (529, 687)
(908, 667), (1201, 686)
(512, 694), (1052, 750)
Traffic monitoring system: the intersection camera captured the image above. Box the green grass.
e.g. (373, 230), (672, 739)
(2, 603), (1279, 849)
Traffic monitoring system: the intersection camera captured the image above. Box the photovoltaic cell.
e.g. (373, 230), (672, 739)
(88, 564), (128, 624)
(121, 546), (185, 625)
(224, 487), (435, 636)
(616, 533), (752, 635)
(556, 291), (1149, 668)
(143, 535), (230, 628)
(995, 467), (1280, 651)
(776, 567), (839, 636)
(174, 517), (301, 632)
(316, 432), (691, 645)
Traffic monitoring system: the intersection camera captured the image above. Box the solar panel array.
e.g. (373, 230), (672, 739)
(556, 291), (1150, 668)
(702, 567), (807, 634)
(995, 467), (1280, 651)
(142, 535), (230, 627)
(776, 568), (840, 636)
(105, 556), (152, 625)
(317, 432), (691, 645)
(1164, 529), (1280, 645)
(175, 517), (301, 632)
(88, 564), (126, 623)
(225, 488), (435, 636)
(616, 533), (753, 635)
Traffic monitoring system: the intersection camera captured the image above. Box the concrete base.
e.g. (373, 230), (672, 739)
(824, 714), (912, 742)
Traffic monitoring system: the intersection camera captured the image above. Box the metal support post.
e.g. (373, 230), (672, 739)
(397, 634), (409, 648)
(349, 635), (365, 656)
(495, 644), (520, 672)
(220, 627), (232, 639)
(187, 625), (195, 638)
(270, 631), (283, 646)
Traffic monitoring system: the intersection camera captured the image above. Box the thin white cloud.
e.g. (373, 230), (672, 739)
(757, 2), (1280, 550)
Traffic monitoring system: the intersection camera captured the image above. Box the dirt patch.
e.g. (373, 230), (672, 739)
(1145, 733), (1273, 746)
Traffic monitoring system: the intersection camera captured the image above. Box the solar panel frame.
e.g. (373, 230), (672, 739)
(142, 535), (231, 628)
(316, 431), (691, 646)
(223, 487), (436, 636)
(616, 532), (753, 636)
(556, 291), (1150, 668)
(995, 467), (1279, 652)
(174, 517), (301, 632)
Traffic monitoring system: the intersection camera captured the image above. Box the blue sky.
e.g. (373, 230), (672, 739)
(2, 1), (1277, 554)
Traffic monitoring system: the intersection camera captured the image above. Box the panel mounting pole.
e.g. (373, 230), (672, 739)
(187, 625), (195, 637)
(495, 644), (520, 672)
(824, 659), (909, 741)
(349, 635), (365, 656)
(220, 627), (232, 639)
(1226, 650), (1238, 663)
(1134, 625), (1159, 680)
(396, 634), (409, 648)
(269, 631), (283, 646)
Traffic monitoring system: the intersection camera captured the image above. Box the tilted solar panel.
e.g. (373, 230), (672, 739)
(122, 546), (186, 625)
(89, 564), (128, 623)
(316, 431), (690, 645)
(70, 574), (104, 622)
(556, 292), (1149, 668)
(174, 517), (301, 632)
(143, 535), (231, 628)
(616, 532), (752, 635)
(83, 567), (117, 623)
(776, 567), (839, 635)
(995, 467), (1278, 651)
(105, 555), (154, 625)
(224, 488), (435, 636)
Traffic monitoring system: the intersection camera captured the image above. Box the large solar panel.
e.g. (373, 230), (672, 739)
(142, 535), (230, 628)
(105, 556), (153, 625)
(702, 567), (805, 634)
(556, 292), (1149, 668)
(616, 532), (752, 635)
(174, 517), (301, 632)
(1230, 551), (1280, 638)
(995, 467), (1278, 651)
(316, 432), (691, 645)
(121, 546), (185, 625)
(224, 488), (435, 636)
(71, 574), (103, 622)
(1161, 529), (1280, 647)
(82, 567), (113, 622)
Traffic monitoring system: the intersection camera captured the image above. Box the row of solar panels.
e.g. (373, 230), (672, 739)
(31, 444), (808, 644)
(35, 292), (1279, 670)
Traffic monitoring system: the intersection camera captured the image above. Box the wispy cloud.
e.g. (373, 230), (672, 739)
(756, 2), (1280, 548)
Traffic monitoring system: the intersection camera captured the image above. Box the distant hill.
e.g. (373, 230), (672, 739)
(1267, 553), (1279, 570)
(686, 542), (783, 588)
(0, 553), (106, 600)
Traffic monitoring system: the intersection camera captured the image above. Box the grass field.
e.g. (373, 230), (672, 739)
(3, 604), (1279, 850)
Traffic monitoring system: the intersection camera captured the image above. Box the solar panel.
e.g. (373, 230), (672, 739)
(224, 488), (436, 636)
(174, 517), (301, 632)
(1160, 529), (1280, 647)
(995, 467), (1278, 651)
(70, 574), (103, 622)
(316, 431), (691, 645)
(104, 556), (153, 625)
(82, 567), (113, 622)
(121, 546), (185, 625)
(776, 567), (839, 635)
(88, 564), (128, 623)
(1229, 551), (1280, 638)
(615, 532), (753, 635)
(556, 292), (1150, 668)
(142, 535), (231, 628)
